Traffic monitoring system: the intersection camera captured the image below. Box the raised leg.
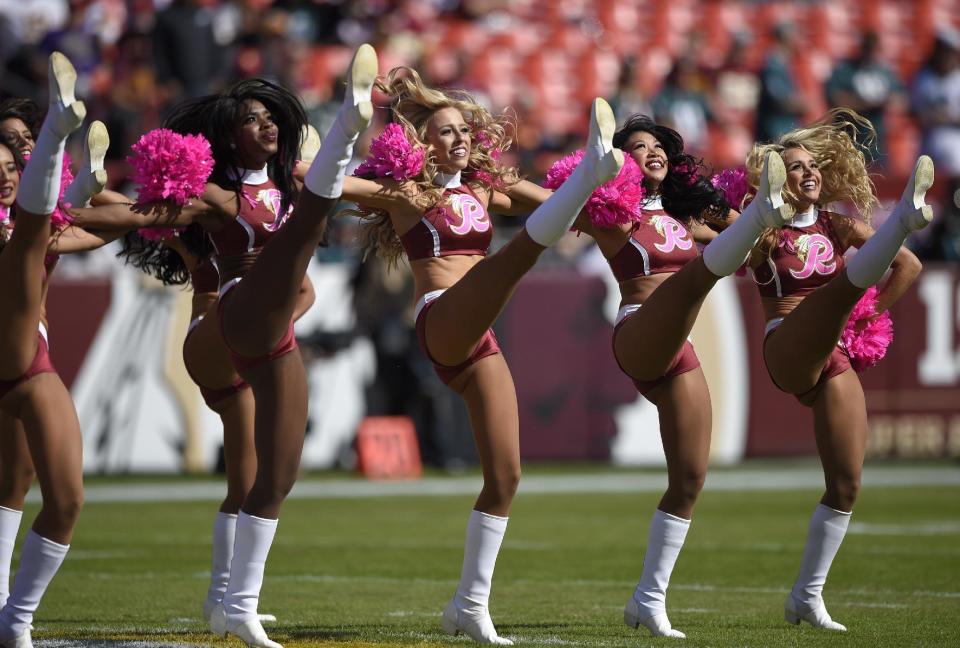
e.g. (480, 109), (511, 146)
(0, 53), (85, 377)
(222, 45), (377, 357)
(613, 258), (717, 381)
(701, 151), (794, 277)
(62, 120), (108, 208)
(764, 275), (863, 395)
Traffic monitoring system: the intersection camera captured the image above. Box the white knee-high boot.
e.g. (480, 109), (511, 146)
(303, 44), (377, 199)
(702, 151), (794, 277)
(624, 509), (690, 639)
(0, 531), (69, 644)
(0, 507), (23, 609)
(62, 121), (108, 208)
(845, 156), (934, 289)
(208, 512), (280, 648)
(784, 503), (851, 632)
(16, 52), (85, 217)
(441, 510), (513, 646)
(524, 98), (623, 247)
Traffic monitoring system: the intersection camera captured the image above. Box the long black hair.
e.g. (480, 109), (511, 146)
(119, 78), (307, 285)
(116, 223), (211, 286)
(167, 78), (307, 219)
(613, 114), (728, 223)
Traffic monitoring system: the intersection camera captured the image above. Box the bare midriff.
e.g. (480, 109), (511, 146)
(761, 294), (806, 324)
(411, 254), (484, 302)
(617, 272), (672, 308)
(216, 250), (259, 288)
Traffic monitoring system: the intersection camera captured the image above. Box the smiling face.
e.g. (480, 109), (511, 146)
(425, 106), (471, 174)
(0, 117), (34, 155)
(233, 99), (278, 167)
(0, 143), (20, 208)
(782, 146), (821, 211)
(622, 129), (668, 189)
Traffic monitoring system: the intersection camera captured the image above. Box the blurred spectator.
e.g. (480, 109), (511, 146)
(711, 31), (760, 126)
(0, 0), (68, 59)
(610, 56), (653, 126)
(39, 0), (104, 99)
(912, 28), (960, 261)
(756, 22), (808, 143)
(152, 0), (227, 99)
(825, 31), (906, 165)
(652, 55), (712, 153)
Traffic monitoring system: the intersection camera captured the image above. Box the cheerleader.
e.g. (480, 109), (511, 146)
(746, 109), (930, 631)
(0, 92), (111, 612)
(341, 67), (623, 644)
(70, 45), (379, 648)
(542, 114), (793, 637)
(0, 52), (89, 648)
(116, 224), (313, 624)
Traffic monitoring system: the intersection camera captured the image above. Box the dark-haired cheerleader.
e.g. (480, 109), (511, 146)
(116, 224), (313, 625)
(540, 114), (795, 638)
(0, 52), (96, 648)
(70, 45), (379, 648)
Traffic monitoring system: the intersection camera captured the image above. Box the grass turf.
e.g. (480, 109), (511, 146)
(21, 480), (960, 647)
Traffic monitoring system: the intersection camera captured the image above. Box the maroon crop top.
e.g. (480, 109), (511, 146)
(753, 209), (848, 299)
(399, 184), (492, 261)
(608, 204), (697, 282)
(209, 177), (291, 259)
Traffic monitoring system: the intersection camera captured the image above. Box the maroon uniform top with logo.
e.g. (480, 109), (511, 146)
(608, 201), (698, 282)
(399, 184), (492, 260)
(753, 209), (848, 299)
(209, 178), (290, 262)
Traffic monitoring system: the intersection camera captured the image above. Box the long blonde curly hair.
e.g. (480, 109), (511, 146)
(746, 108), (879, 258)
(355, 67), (518, 267)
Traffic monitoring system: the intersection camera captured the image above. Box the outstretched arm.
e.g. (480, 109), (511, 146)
(69, 185), (229, 232)
(342, 176), (420, 213)
(48, 226), (124, 254)
(838, 215), (922, 313)
(90, 188), (133, 206)
(489, 179), (552, 216)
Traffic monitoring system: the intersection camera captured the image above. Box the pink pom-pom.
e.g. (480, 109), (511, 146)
(543, 150), (645, 228)
(354, 123), (425, 181)
(841, 286), (894, 372)
(127, 129), (213, 239)
(0, 205), (9, 226)
(711, 167), (750, 210)
(127, 129), (214, 205)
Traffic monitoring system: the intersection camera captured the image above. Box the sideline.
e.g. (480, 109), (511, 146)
(33, 465), (960, 504)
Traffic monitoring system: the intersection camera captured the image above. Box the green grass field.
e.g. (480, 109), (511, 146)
(21, 467), (960, 647)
